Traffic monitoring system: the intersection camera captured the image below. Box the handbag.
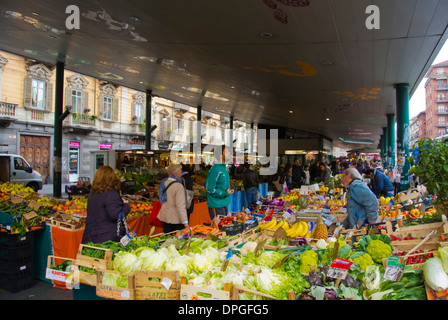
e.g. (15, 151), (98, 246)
(116, 210), (129, 240)
(182, 177), (194, 209)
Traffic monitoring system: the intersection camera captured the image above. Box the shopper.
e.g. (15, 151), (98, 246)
(365, 167), (394, 198)
(242, 164), (259, 205)
(303, 165), (310, 185)
(356, 159), (364, 175)
(182, 164), (195, 219)
(319, 162), (332, 185)
(206, 146), (232, 222)
(291, 159), (305, 188)
(341, 168), (379, 229)
(309, 160), (320, 182)
(82, 165), (131, 244)
(158, 163), (189, 233)
(279, 163), (293, 190)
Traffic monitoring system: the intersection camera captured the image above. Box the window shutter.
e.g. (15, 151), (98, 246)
(65, 87), (72, 108)
(82, 90), (89, 111)
(98, 94), (104, 119)
(131, 102), (136, 122)
(166, 116), (172, 132)
(23, 76), (32, 108)
(45, 82), (54, 112)
(112, 97), (119, 122)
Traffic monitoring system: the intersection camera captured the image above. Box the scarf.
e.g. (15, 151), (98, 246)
(158, 175), (183, 203)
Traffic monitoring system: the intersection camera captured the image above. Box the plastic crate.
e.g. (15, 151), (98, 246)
(0, 269), (35, 293)
(0, 231), (34, 249)
(0, 244), (34, 264)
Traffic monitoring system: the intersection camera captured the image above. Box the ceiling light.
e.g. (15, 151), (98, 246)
(230, 85), (236, 89)
(321, 61), (334, 66)
(326, 118), (330, 121)
(289, 110), (294, 114)
(260, 32), (272, 39)
(129, 16), (140, 22)
(31, 12), (40, 16)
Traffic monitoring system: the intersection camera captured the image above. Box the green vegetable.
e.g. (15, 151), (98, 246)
(438, 247), (448, 273)
(423, 257), (448, 292)
(299, 250), (318, 274)
(366, 239), (392, 264)
(350, 253), (374, 271)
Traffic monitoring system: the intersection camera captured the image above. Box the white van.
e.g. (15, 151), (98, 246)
(0, 154), (43, 191)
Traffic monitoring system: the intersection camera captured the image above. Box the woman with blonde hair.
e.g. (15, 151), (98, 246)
(158, 163), (189, 233)
(81, 166), (130, 244)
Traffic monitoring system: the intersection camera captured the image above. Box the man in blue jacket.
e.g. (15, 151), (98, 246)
(365, 168), (394, 198)
(206, 146), (232, 222)
(341, 168), (379, 229)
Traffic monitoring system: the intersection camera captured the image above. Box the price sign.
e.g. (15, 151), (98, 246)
(384, 256), (406, 281)
(327, 258), (353, 280)
(28, 200), (41, 211)
(282, 209), (293, 220)
(321, 213), (335, 226)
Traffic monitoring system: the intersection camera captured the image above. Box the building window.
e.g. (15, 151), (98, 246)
(439, 116), (445, 125)
(174, 118), (184, 134)
(437, 68), (444, 75)
(103, 96), (113, 120)
(439, 105), (446, 113)
(71, 89), (83, 113)
(135, 103), (143, 124)
(31, 79), (46, 109)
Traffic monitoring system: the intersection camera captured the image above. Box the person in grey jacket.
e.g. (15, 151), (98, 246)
(341, 168), (379, 229)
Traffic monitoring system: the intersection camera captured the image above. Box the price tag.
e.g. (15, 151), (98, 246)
(120, 231), (136, 246)
(282, 209), (293, 220)
(161, 277), (172, 290)
(327, 258), (353, 280)
(321, 213), (335, 226)
(11, 195), (23, 204)
(28, 200), (41, 211)
(23, 211), (38, 220)
(245, 208), (251, 213)
(387, 199), (395, 209)
(384, 256), (406, 281)
(300, 186), (309, 195)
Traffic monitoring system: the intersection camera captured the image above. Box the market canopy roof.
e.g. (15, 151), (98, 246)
(0, 0), (447, 150)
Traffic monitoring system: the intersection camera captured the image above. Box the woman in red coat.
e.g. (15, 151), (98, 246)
(81, 166), (131, 244)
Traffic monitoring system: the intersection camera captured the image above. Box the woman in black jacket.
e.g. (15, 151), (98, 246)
(82, 166), (131, 244)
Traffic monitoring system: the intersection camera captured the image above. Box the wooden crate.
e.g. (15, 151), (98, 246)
(72, 244), (114, 286)
(382, 249), (438, 270)
(390, 220), (448, 239)
(230, 285), (296, 300)
(391, 238), (440, 252)
(45, 255), (74, 285)
(96, 270), (135, 300)
(425, 282), (448, 300)
(134, 270), (181, 300)
(331, 213), (347, 223)
(220, 229), (258, 251)
(180, 284), (231, 300)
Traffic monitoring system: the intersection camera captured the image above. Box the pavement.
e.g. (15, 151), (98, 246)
(0, 279), (74, 300)
(39, 183), (71, 198)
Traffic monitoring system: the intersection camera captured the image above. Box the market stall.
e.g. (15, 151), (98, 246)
(2, 170), (448, 300)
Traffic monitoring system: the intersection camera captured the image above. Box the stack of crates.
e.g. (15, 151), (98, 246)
(0, 231), (35, 293)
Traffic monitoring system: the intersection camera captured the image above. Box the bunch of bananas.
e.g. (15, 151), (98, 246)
(72, 197), (88, 209)
(0, 182), (35, 199)
(37, 196), (54, 208)
(258, 218), (278, 230)
(285, 220), (309, 238)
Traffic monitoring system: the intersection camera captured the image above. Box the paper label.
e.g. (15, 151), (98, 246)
(384, 256), (406, 281)
(327, 258), (353, 280)
(121, 290), (130, 299)
(161, 277), (173, 290)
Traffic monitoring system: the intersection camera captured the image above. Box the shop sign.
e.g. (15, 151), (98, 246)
(129, 138), (145, 145)
(69, 141), (80, 148)
(100, 143), (113, 150)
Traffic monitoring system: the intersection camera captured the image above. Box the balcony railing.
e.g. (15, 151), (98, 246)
(0, 102), (17, 117)
(436, 98), (448, 103)
(64, 113), (96, 128)
(436, 86), (448, 90)
(436, 123), (448, 128)
(434, 73), (448, 79)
